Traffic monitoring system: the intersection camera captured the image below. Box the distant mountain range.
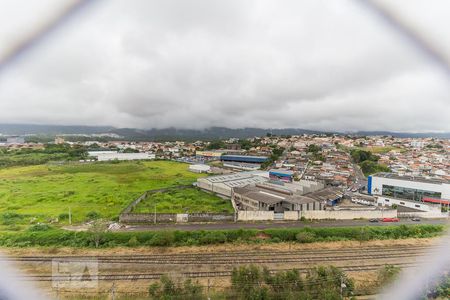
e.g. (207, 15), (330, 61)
(0, 124), (449, 141)
(0, 124), (114, 135)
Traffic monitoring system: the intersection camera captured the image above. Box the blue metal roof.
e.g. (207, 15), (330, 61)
(221, 155), (268, 163)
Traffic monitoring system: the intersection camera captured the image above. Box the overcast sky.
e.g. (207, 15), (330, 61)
(0, 0), (449, 132)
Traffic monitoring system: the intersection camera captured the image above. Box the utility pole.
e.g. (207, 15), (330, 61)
(340, 275), (346, 299)
(110, 282), (116, 300)
(55, 282), (60, 300)
(207, 278), (211, 300)
(68, 207), (72, 225)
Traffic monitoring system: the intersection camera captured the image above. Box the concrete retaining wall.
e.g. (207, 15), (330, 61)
(398, 211), (448, 219)
(187, 213), (235, 222)
(284, 211), (299, 220)
(238, 211), (274, 221)
(236, 209), (397, 221)
(302, 209), (397, 220)
(120, 212), (235, 224)
(120, 213), (176, 223)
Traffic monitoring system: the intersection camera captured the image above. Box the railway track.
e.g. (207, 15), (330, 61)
(10, 245), (437, 283)
(18, 262), (419, 282)
(9, 251), (426, 265)
(4, 245), (435, 263)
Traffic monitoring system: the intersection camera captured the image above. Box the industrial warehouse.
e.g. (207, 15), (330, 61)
(232, 184), (328, 212)
(190, 161), (417, 221)
(197, 170), (343, 211)
(196, 171), (268, 197)
(195, 151), (269, 170)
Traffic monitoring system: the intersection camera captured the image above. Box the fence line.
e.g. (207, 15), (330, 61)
(119, 185), (235, 224)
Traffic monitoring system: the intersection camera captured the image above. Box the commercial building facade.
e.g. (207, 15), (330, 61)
(368, 173), (450, 211)
(195, 151), (224, 159)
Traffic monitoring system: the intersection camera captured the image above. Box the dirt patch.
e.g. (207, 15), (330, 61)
(253, 232), (271, 240)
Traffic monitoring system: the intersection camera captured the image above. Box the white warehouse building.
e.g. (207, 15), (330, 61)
(197, 172), (269, 197)
(88, 151), (156, 161)
(368, 173), (450, 211)
(189, 164), (211, 173)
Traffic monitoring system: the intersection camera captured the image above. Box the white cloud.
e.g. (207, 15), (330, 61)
(0, 0), (448, 132)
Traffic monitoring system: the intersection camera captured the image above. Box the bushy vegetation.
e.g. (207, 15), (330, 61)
(307, 144), (322, 154)
(261, 146), (285, 169)
(378, 264), (401, 284)
(427, 272), (450, 299)
(359, 160), (390, 176)
(350, 149), (391, 176)
(350, 149), (378, 164)
(0, 225), (443, 248)
(143, 265), (354, 300)
(359, 264), (450, 299)
(132, 187), (234, 213)
(148, 276), (204, 300)
(205, 140), (226, 150)
(0, 144), (88, 168)
(0, 161), (205, 224)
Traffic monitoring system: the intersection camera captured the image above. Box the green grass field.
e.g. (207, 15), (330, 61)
(132, 187), (234, 214)
(0, 160), (206, 224)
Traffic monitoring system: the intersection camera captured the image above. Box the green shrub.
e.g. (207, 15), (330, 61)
(58, 213), (69, 221)
(1, 212), (24, 225)
(5, 224), (21, 231)
(198, 231), (227, 245)
(86, 211), (101, 220)
(148, 231), (175, 246)
(295, 231), (316, 243)
(28, 224), (51, 231)
(127, 236), (139, 247)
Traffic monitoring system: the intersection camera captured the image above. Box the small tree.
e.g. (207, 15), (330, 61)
(231, 265), (267, 299)
(88, 219), (108, 248)
(358, 227), (370, 245)
(148, 276), (204, 300)
(306, 266), (354, 299)
(377, 264), (401, 286)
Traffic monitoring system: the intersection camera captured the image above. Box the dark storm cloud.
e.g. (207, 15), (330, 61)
(0, 0), (449, 132)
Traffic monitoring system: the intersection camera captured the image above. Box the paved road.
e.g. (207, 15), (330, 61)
(351, 162), (368, 192)
(120, 219), (448, 232)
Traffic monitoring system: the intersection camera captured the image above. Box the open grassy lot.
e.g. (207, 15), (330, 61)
(0, 161), (205, 224)
(132, 187), (234, 213)
(355, 146), (404, 154)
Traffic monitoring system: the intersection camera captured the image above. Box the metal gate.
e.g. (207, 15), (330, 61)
(274, 212), (284, 220)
